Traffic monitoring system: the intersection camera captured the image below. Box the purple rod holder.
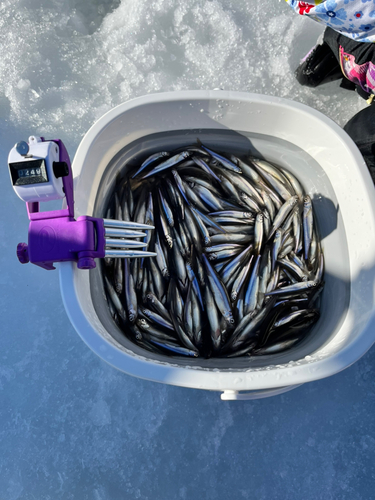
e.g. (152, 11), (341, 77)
(11, 138), (156, 271)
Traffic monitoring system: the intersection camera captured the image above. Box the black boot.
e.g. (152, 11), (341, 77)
(295, 42), (343, 88)
(344, 106), (375, 183)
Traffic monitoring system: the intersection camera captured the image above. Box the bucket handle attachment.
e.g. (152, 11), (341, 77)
(220, 385), (303, 401)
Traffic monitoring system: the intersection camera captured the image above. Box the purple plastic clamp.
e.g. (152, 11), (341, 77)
(18, 139), (105, 270)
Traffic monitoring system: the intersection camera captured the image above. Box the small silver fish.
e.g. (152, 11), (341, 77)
(199, 143), (242, 173)
(141, 151), (191, 179)
(124, 258), (138, 323)
(254, 212), (264, 255)
(158, 188), (174, 227)
(244, 254), (261, 315)
(231, 258), (252, 301)
(303, 195), (313, 261)
(132, 151), (170, 178)
(267, 195), (299, 241)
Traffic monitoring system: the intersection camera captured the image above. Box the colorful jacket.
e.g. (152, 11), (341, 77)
(285, 1), (375, 42)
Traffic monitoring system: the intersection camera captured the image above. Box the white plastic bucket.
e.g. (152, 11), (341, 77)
(59, 90), (375, 400)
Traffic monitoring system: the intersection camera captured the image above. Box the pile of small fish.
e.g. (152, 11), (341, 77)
(103, 141), (324, 359)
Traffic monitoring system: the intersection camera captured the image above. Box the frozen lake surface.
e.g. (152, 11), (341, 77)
(0, 0), (374, 498)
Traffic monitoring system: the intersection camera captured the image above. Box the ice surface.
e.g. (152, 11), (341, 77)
(0, 0), (367, 145)
(0, 0), (374, 499)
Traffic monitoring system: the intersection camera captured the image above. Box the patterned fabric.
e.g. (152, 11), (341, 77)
(285, 1), (375, 42)
(340, 45), (375, 90)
